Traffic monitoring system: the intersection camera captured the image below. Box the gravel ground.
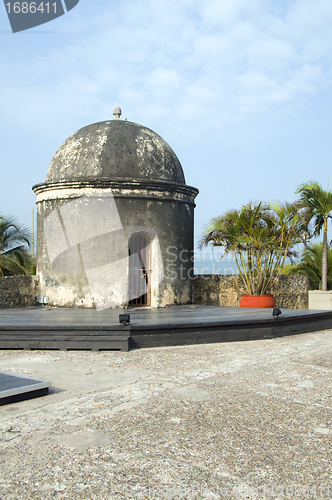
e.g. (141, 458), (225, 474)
(0, 330), (331, 500)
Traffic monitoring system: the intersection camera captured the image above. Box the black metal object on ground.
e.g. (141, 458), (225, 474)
(0, 372), (51, 405)
(0, 306), (331, 351)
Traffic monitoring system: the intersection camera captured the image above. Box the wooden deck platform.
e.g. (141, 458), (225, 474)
(0, 305), (332, 351)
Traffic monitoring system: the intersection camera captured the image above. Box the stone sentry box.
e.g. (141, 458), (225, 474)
(32, 108), (198, 309)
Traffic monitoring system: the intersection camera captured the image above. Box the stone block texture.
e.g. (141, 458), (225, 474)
(194, 274), (308, 309)
(0, 276), (40, 308)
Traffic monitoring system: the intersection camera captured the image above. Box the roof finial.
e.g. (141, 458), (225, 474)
(113, 106), (122, 120)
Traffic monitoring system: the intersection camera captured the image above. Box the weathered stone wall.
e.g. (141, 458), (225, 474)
(34, 185), (197, 309)
(0, 274), (308, 309)
(194, 274), (309, 309)
(270, 275), (309, 309)
(0, 276), (40, 308)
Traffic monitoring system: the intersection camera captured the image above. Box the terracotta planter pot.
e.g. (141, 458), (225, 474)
(239, 294), (275, 308)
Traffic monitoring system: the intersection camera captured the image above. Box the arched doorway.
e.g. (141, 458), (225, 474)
(128, 233), (151, 306)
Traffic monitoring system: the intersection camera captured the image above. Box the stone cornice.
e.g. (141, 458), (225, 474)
(32, 178), (199, 205)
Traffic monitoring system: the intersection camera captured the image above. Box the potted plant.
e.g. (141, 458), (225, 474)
(199, 202), (303, 307)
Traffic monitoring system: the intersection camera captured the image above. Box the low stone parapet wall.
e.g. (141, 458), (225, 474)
(194, 274), (308, 309)
(308, 290), (332, 310)
(0, 274), (308, 309)
(0, 276), (40, 308)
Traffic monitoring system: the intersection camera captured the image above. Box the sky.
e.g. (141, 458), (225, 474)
(1, 0), (332, 269)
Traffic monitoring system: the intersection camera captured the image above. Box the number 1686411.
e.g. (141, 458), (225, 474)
(5, 2), (57, 14)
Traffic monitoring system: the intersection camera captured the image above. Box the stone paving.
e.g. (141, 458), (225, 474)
(0, 329), (331, 499)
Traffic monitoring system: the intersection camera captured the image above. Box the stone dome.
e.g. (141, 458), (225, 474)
(45, 119), (186, 185)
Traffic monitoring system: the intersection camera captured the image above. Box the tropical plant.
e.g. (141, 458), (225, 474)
(199, 202), (303, 295)
(296, 181), (332, 291)
(0, 216), (33, 276)
(281, 243), (332, 290)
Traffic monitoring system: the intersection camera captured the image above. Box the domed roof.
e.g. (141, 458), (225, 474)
(46, 118), (186, 185)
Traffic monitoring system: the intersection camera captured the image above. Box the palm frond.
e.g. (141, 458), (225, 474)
(0, 215), (34, 276)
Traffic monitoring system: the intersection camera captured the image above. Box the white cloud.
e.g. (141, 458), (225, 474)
(247, 37), (297, 72)
(147, 68), (181, 88)
(1, 0), (332, 135)
(201, 0), (263, 28)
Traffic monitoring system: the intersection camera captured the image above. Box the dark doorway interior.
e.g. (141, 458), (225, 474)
(128, 233), (151, 306)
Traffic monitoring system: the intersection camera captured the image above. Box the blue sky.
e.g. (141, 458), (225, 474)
(1, 0), (332, 266)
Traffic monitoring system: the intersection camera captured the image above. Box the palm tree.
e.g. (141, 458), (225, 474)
(283, 243), (332, 290)
(0, 216), (32, 276)
(296, 181), (332, 291)
(199, 202), (302, 295)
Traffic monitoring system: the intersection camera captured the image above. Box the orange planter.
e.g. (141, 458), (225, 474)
(239, 294), (275, 308)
